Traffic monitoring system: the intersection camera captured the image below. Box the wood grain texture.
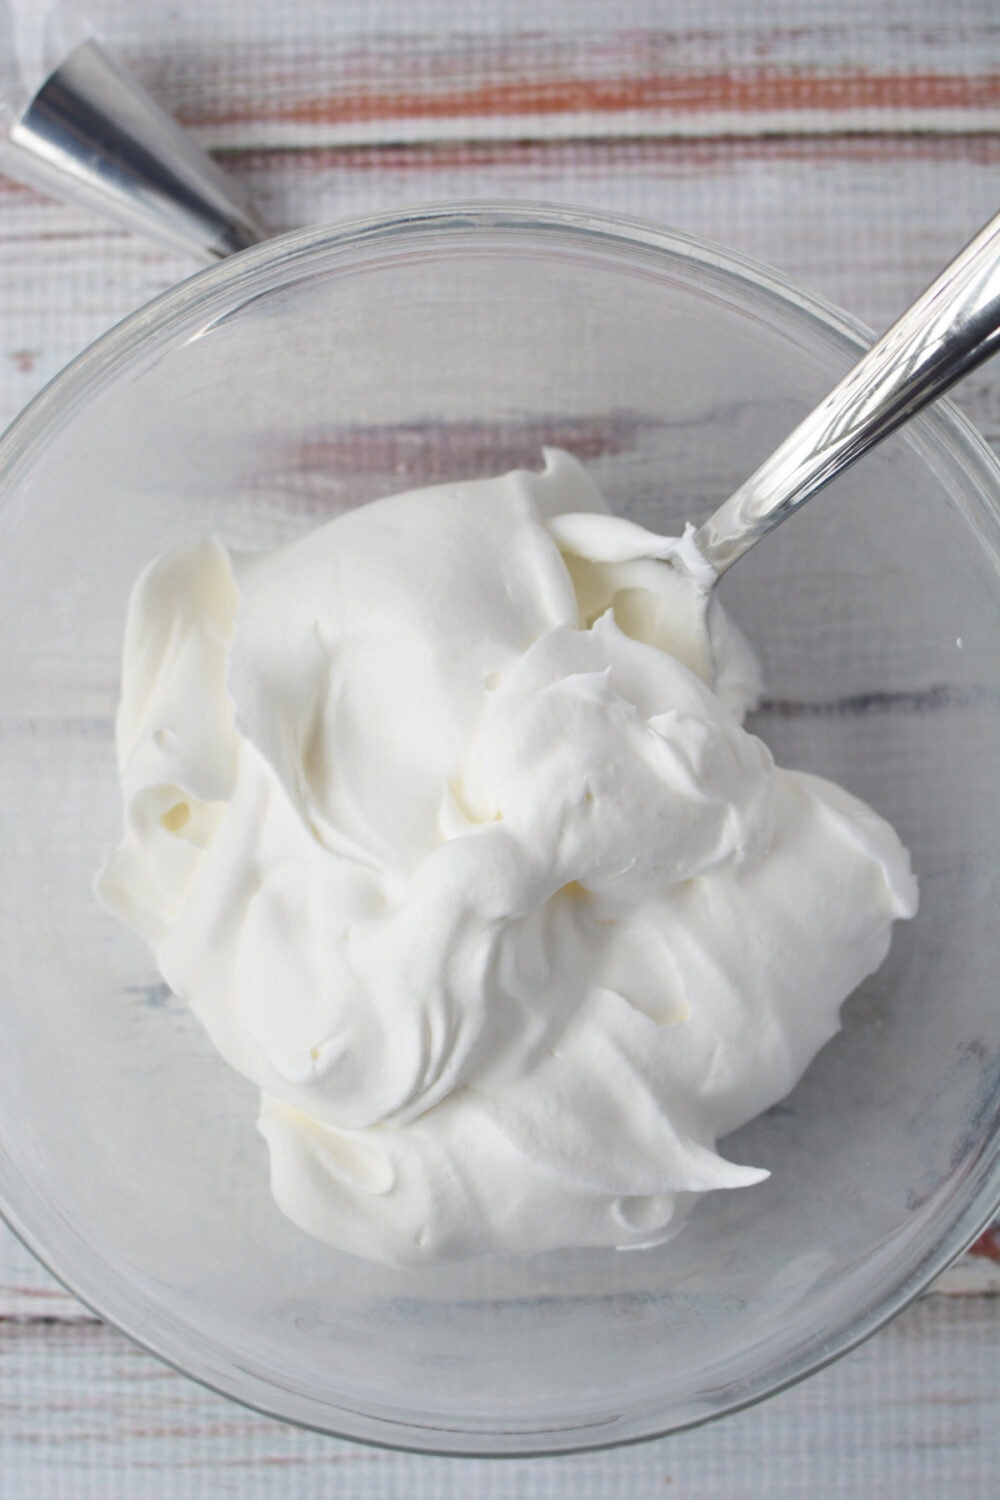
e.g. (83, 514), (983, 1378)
(40, 0), (1000, 144)
(0, 1297), (998, 1498)
(2, 111), (1000, 1320)
(1, 0), (1000, 1482)
(5, 136), (1000, 438)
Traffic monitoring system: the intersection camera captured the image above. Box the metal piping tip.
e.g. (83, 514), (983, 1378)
(2, 37), (267, 261)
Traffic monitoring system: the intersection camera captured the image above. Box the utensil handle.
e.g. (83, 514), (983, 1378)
(695, 209), (1000, 575)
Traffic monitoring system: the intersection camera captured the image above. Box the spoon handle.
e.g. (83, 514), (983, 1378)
(694, 209), (1000, 575)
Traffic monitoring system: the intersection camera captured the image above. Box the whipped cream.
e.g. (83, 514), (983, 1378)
(98, 450), (917, 1266)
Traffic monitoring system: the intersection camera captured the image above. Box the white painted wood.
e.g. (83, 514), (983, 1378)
(200, 110), (1000, 150)
(0, 1296), (997, 1497)
(1, 0), (999, 1483)
(0, 1230), (94, 1322)
(935, 1256), (1000, 1296)
(52, 0), (1000, 149)
(3, 139), (1000, 430)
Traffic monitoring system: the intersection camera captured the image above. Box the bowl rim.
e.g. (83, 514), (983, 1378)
(1, 199), (999, 1457)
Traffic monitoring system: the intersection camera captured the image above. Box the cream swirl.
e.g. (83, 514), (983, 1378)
(98, 450), (917, 1265)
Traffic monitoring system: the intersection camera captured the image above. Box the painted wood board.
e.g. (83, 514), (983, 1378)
(0, 1296), (998, 1498)
(23, 0), (1000, 144)
(3, 136), (1000, 431)
(1, 0), (999, 1484)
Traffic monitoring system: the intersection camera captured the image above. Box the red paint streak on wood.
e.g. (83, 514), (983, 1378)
(0, 174), (43, 198)
(221, 135), (1000, 175)
(3, 1283), (72, 1298)
(283, 414), (647, 481)
(969, 1225), (1000, 1263)
(203, 70), (1000, 128)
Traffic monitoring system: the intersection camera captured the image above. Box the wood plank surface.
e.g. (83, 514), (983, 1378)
(4, 136), (1000, 433)
(1, 0), (999, 1486)
(56, 1), (1000, 143)
(0, 1296), (997, 1499)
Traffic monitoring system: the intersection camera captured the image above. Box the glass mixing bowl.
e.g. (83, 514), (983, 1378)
(1, 205), (998, 1456)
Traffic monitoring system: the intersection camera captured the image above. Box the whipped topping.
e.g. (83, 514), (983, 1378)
(98, 449), (917, 1266)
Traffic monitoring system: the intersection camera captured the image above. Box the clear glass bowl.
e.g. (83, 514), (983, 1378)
(1, 205), (999, 1456)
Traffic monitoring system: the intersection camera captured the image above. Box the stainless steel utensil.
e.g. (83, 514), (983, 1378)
(3, 37), (266, 261)
(694, 210), (1000, 576)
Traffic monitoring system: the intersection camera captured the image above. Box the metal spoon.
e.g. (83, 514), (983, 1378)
(693, 209), (1000, 578)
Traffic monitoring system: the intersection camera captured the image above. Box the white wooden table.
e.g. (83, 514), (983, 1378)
(2, 3), (999, 1493)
